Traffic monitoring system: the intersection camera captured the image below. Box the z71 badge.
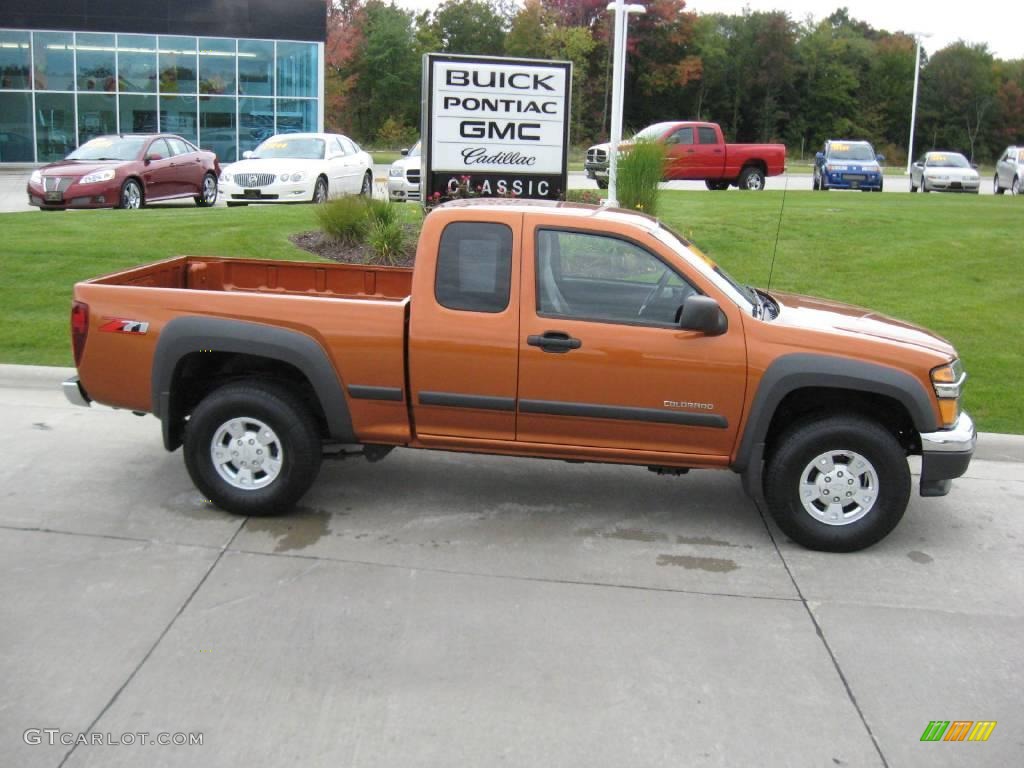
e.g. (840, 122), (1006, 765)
(99, 319), (149, 334)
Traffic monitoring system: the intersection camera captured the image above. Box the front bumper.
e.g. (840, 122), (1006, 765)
(923, 178), (980, 192)
(221, 179), (315, 203)
(62, 376), (91, 407)
(27, 180), (121, 209)
(584, 163), (608, 180)
(388, 176), (420, 202)
(919, 411), (976, 497)
(823, 172), (882, 190)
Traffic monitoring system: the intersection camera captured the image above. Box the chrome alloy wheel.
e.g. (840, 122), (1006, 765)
(210, 417), (283, 490)
(798, 449), (879, 526)
(202, 175), (218, 204)
(122, 180), (142, 209)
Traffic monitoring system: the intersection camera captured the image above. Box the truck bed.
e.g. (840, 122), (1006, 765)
(92, 256), (413, 301)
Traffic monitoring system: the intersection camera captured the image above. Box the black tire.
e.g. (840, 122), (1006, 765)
(819, 170), (829, 191)
(921, 178), (930, 193)
(312, 176), (328, 204)
(738, 165), (765, 191)
(704, 179), (728, 191)
(360, 171), (372, 197)
(194, 173), (218, 207)
(1012, 176), (1021, 196)
(910, 176), (917, 193)
(596, 178), (609, 190)
(873, 178), (883, 192)
(812, 172), (820, 191)
(183, 381), (322, 517)
(764, 416), (911, 552)
(993, 175), (1004, 195)
(118, 178), (143, 209)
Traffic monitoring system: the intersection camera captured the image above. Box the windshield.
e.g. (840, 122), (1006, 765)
(654, 223), (757, 311)
(253, 137), (325, 160)
(926, 153), (970, 168)
(632, 122), (676, 142)
(67, 136), (146, 161)
(408, 140), (421, 158)
(827, 142), (876, 162)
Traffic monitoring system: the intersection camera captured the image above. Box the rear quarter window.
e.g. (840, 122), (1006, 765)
(435, 222), (513, 313)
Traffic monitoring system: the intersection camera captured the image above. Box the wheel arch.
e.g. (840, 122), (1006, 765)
(734, 354), (937, 496)
(152, 317), (354, 451)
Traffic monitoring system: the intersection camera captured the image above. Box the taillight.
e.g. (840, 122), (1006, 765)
(71, 301), (89, 366)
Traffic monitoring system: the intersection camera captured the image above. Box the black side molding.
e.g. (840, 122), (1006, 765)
(418, 391), (516, 412)
(348, 385), (404, 402)
(519, 399), (728, 429)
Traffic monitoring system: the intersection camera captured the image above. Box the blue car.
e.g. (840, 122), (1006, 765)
(814, 140), (885, 191)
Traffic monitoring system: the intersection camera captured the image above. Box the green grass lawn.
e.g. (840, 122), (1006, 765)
(1, 191), (1020, 432)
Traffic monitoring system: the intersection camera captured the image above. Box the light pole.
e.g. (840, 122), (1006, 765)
(906, 32), (932, 174)
(605, 0), (646, 207)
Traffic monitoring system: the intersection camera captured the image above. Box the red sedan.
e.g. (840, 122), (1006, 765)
(27, 134), (221, 210)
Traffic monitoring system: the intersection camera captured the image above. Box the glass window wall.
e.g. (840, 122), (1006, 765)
(1, 28), (321, 164)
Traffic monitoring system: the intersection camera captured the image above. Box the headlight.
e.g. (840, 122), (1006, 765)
(280, 173), (289, 182)
(220, 173), (232, 183)
(30, 170), (42, 185)
(80, 169), (116, 185)
(389, 166), (404, 177)
(291, 172), (305, 182)
(931, 359), (966, 427)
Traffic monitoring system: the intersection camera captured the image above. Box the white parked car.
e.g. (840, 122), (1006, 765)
(220, 133), (373, 206)
(387, 140), (421, 202)
(910, 151), (980, 194)
(993, 146), (1021, 195)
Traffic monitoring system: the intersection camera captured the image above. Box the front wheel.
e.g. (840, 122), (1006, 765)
(312, 176), (328, 204)
(764, 416), (910, 552)
(596, 178), (609, 190)
(993, 175), (1004, 195)
(194, 173), (218, 207)
(360, 171), (372, 197)
(738, 166), (765, 191)
(183, 382), (322, 516)
(118, 179), (143, 209)
(1012, 176), (1021, 196)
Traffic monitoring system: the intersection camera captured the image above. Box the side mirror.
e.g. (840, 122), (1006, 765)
(400, 148), (409, 156)
(876, 154), (885, 164)
(242, 150), (254, 159)
(913, 162), (923, 168)
(678, 295), (728, 336)
(971, 163), (979, 169)
(145, 153), (162, 163)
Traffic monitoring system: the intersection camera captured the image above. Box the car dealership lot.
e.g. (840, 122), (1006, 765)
(2, 364), (1022, 768)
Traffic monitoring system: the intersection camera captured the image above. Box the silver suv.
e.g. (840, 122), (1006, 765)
(994, 146), (1021, 195)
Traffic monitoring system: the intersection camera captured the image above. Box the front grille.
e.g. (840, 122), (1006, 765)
(43, 177), (73, 192)
(406, 169), (420, 184)
(587, 148), (607, 163)
(408, 190), (421, 201)
(234, 173), (277, 188)
(844, 174), (866, 181)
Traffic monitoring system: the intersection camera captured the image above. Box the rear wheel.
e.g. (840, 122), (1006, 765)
(118, 179), (143, 209)
(738, 166), (765, 191)
(183, 382), (322, 517)
(764, 416), (910, 552)
(194, 173), (218, 207)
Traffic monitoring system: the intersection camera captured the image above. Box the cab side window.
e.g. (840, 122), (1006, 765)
(536, 229), (697, 327)
(668, 127), (694, 145)
(435, 222), (513, 313)
(697, 126), (718, 144)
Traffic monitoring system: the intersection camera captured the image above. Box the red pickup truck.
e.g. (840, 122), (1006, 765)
(585, 121), (786, 191)
(64, 200), (975, 552)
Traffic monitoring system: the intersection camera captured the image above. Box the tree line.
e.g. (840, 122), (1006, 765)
(325, 0), (1024, 163)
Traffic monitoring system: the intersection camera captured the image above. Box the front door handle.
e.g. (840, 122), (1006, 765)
(527, 331), (582, 354)
(686, 149), (696, 154)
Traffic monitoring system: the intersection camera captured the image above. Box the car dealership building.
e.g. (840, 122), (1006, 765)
(0, 0), (325, 165)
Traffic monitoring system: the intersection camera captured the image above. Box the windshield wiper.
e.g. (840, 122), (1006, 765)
(747, 285), (763, 318)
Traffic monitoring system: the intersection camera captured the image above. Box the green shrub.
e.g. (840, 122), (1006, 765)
(365, 197), (398, 228)
(315, 196), (369, 246)
(564, 189), (604, 205)
(617, 139), (666, 216)
(367, 219), (406, 265)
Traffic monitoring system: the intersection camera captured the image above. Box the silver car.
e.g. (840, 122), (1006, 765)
(994, 146), (1021, 195)
(910, 151), (980, 194)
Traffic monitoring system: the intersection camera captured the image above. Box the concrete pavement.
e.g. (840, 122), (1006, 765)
(1, 364), (1022, 767)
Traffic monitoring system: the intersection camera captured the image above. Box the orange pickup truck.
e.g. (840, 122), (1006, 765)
(64, 200), (975, 552)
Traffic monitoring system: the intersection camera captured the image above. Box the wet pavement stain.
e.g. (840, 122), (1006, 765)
(907, 550), (934, 564)
(163, 491), (227, 521)
(656, 554), (738, 572)
(245, 508), (333, 553)
(576, 526), (668, 543)
(675, 535), (752, 549)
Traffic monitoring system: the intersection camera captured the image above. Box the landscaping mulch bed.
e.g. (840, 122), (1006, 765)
(289, 225), (419, 268)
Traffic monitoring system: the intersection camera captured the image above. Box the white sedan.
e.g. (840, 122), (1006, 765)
(910, 151), (981, 194)
(220, 133), (373, 206)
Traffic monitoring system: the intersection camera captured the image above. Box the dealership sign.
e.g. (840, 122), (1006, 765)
(422, 53), (572, 203)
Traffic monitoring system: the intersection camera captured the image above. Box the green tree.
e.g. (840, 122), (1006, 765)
(920, 42), (997, 161)
(429, 0), (507, 56)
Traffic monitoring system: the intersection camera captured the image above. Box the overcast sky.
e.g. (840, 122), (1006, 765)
(394, 0), (1021, 60)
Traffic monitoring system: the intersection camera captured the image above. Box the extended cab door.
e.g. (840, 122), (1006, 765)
(515, 219), (747, 457)
(696, 125), (726, 177)
(408, 211), (522, 442)
(663, 125), (698, 180)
